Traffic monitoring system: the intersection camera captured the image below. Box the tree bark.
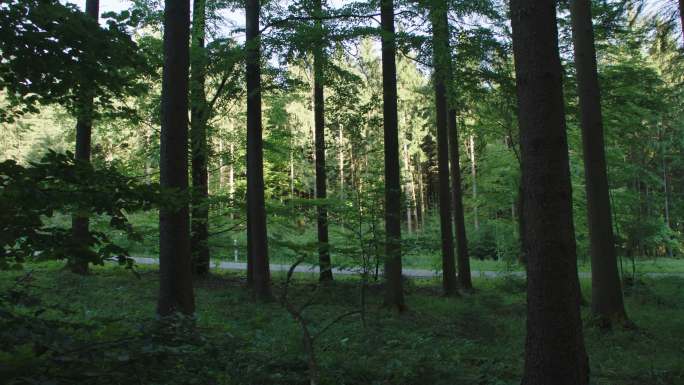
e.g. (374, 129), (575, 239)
(380, 0), (405, 311)
(469, 135), (478, 230)
(313, 0), (332, 282)
(679, 0), (684, 44)
(449, 111), (472, 290)
(69, 0), (100, 275)
(338, 125), (345, 198)
(245, 0), (272, 300)
(662, 140), (672, 257)
(218, 138), (225, 189)
(416, 155), (425, 229)
(157, 0), (195, 317)
(570, 0), (628, 327)
(429, 0), (457, 296)
(510, 0), (589, 384)
(190, 0), (210, 276)
(438, 3), (473, 291)
(403, 142), (413, 234)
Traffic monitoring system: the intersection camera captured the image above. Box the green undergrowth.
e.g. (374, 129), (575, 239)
(44, 212), (684, 274)
(1, 262), (683, 384)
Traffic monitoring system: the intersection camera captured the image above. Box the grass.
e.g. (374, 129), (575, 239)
(1, 261), (683, 384)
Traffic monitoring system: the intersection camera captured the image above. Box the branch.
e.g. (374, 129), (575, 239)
(207, 72), (232, 113)
(313, 310), (361, 342)
(261, 10), (417, 33)
(208, 221), (245, 237)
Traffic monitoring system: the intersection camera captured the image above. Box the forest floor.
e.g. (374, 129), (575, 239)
(1, 262), (683, 385)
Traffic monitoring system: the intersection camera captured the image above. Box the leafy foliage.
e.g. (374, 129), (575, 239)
(0, 0), (149, 122)
(0, 151), (161, 269)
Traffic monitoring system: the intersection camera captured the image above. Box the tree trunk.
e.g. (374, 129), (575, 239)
(218, 138), (225, 189)
(570, 0), (628, 327)
(662, 141), (672, 257)
(409, 159), (418, 231)
(229, 141), (235, 220)
(380, 0), (405, 311)
(245, 0), (272, 300)
(69, 0), (100, 275)
(157, 0), (195, 317)
(190, 0), (210, 276)
(339, 125), (345, 198)
(469, 135), (478, 231)
(313, 0), (332, 282)
(429, 0), (457, 296)
(416, 155), (425, 229)
(510, 0), (589, 384)
(403, 142), (413, 234)
(679, 0), (684, 44)
(438, 3), (473, 290)
(449, 111), (472, 290)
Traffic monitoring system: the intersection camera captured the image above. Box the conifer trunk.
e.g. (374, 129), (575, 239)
(190, 0), (210, 276)
(510, 0), (589, 383)
(313, 0), (332, 282)
(679, 0), (684, 43)
(380, 0), (405, 310)
(429, 0), (457, 295)
(403, 142), (413, 233)
(157, 0), (195, 316)
(417, 158), (425, 228)
(469, 135), (478, 230)
(438, 3), (473, 290)
(245, 0), (272, 300)
(570, 0), (628, 327)
(448, 111), (472, 290)
(339, 125), (345, 198)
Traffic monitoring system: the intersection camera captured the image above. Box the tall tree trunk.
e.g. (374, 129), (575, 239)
(68, 0), (100, 275)
(218, 138), (225, 189)
(339, 125), (345, 198)
(313, 0), (332, 282)
(679, 0), (684, 44)
(157, 0), (195, 316)
(403, 142), (413, 234)
(439, 3), (473, 290)
(429, 0), (457, 295)
(449, 111), (472, 290)
(229, 142), (236, 221)
(380, 0), (405, 311)
(570, 0), (628, 327)
(245, 0), (272, 300)
(510, 0), (589, 383)
(408, 157), (418, 231)
(469, 135), (478, 231)
(416, 156), (425, 229)
(190, 0), (210, 276)
(661, 136), (672, 258)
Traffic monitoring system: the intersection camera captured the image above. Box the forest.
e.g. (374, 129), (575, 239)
(0, 0), (683, 384)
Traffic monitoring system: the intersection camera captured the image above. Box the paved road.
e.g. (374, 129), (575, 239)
(131, 257), (683, 279)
